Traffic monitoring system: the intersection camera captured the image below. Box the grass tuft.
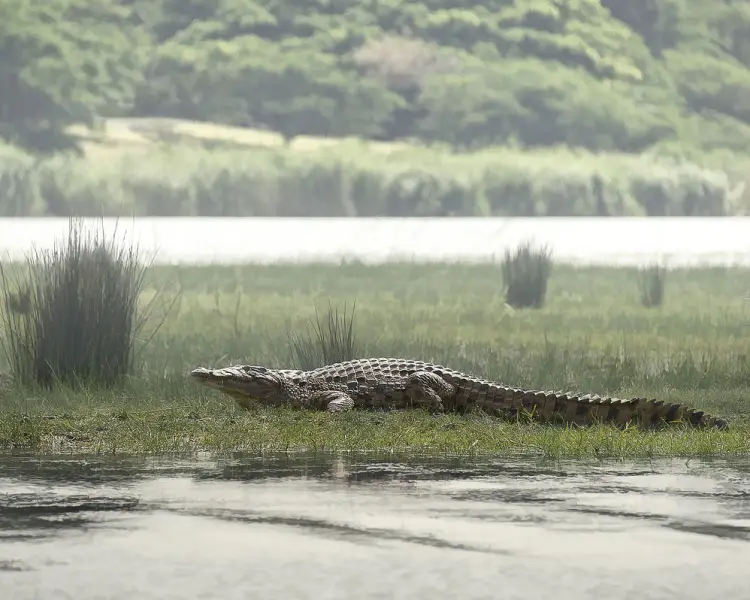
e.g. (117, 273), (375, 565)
(287, 301), (362, 370)
(0, 218), (151, 388)
(638, 262), (667, 307)
(501, 241), (553, 308)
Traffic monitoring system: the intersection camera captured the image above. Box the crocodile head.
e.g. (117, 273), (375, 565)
(190, 365), (285, 408)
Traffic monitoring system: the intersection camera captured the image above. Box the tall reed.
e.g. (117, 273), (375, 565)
(0, 219), (152, 387)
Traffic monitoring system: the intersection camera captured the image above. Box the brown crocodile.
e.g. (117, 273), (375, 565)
(189, 357), (729, 429)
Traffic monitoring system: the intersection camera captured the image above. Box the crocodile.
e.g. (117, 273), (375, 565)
(189, 357), (729, 429)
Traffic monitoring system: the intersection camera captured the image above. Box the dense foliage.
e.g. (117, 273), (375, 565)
(0, 142), (741, 217)
(4, 0), (750, 155)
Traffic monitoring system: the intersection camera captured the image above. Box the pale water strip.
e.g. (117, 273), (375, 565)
(0, 217), (749, 266)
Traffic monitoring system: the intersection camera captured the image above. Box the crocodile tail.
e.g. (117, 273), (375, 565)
(486, 387), (729, 430)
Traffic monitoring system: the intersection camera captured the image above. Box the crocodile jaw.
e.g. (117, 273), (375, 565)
(190, 367), (254, 395)
(189, 365), (284, 408)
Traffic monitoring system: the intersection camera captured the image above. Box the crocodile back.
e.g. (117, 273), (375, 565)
(304, 357), (496, 387)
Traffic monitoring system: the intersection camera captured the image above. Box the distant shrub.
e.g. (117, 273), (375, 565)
(638, 263), (667, 307)
(501, 242), (553, 308)
(0, 218), (152, 387)
(0, 144), (737, 218)
(287, 302), (362, 370)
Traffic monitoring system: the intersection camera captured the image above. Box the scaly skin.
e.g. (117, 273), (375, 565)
(190, 357), (729, 429)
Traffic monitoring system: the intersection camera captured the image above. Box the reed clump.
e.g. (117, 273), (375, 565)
(638, 263), (668, 307)
(501, 242), (554, 308)
(0, 219), (151, 388)
(288, 302), (363, 370)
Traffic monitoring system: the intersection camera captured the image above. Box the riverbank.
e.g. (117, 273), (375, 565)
(1, 391), (747, 459)
(0, 262), (748, 458)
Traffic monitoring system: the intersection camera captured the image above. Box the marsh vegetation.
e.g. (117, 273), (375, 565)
(0, 223), (747, 458)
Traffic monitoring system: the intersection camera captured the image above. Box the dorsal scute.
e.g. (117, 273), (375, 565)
(305, 357), (498, 387)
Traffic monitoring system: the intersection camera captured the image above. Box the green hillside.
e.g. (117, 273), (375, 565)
(4, 0), (750, 154)
(2, 0), (750, 217)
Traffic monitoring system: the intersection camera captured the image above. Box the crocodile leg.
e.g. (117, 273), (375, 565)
(404, 371), (456, 413)
(311, 390), (356, 413)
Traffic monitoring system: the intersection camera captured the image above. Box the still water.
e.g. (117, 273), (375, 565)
(1, 452), (749, 599)
(1, 216), (749, 266)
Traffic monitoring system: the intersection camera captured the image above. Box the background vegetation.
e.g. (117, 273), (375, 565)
(2, 0), (750, 217)
(7, 0), (750, 154)
(1, 138), (747, 217)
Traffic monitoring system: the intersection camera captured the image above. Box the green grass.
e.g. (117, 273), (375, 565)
(2, 117), (749, 217)
(1, 404), (746, 459)
(1, 262), (749, 458)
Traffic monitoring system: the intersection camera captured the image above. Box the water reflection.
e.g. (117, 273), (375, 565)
(0, 494), (141, 541)
(0, 452), (748, 599)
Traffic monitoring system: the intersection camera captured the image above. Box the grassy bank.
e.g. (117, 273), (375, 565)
(1, 404), (746, 459)
(1, 117), (748, 218)
(0, 262), (748, 458)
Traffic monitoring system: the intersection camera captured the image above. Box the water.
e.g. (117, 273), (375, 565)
(1, 216), (749, 266)
(1, 452), (749, 599)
